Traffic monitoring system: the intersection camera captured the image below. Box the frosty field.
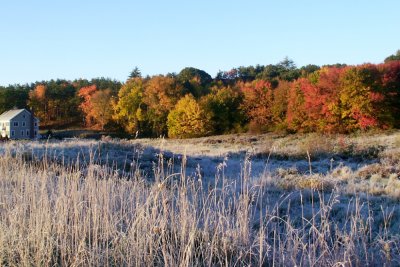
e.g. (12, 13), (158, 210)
(0, 131), (399, 266)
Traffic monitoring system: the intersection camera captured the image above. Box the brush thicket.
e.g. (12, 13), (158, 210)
(0, 143), (399, 266)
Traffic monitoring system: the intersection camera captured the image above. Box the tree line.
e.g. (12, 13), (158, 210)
(1, 51), (399, 138)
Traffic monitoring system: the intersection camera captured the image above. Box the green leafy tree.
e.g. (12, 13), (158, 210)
(384, 50), (400, 63)
(201, 83), (245, 134)
(29, 80), (80, 127)
(129, 67), (142, 79)
(277, 57), (300, 81)
(299, 64), (320, 78)
(177, 67), (212, 98)
(0, 87), (29, 114)
(256, 58), (300, 83)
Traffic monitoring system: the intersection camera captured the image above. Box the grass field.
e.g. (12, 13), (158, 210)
(0, 131), (399, 266)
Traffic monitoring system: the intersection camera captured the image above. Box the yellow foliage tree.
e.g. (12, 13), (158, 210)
(90, 89), (113, 130)
(112, 78), (145, 134)
(167, 94), (212, 138)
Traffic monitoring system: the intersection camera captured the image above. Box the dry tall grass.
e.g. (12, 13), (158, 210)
(0, 145), (399, 267)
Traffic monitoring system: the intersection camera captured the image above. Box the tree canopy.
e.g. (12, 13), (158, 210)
(1, 51), (399, 136)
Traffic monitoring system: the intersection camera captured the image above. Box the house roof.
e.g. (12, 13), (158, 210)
(0, 109), (29, 121)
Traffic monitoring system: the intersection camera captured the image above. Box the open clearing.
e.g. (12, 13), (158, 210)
(0, 131), (399, 266)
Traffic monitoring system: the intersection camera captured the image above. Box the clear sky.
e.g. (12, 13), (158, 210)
(0, 0), (399, 86)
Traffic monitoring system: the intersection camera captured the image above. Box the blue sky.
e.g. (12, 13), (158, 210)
(0, 0), (399, 85)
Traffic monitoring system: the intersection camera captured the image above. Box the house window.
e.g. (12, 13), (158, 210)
(22, 122), (26, 127)
(11, 130), (14, 136)
(21, 130), (24, 136)
(13, 122), (18, 127)
(34, 130), (37, 136)
(23, 114), (25, 118)
(26, 130), (30, 136)
(34, 122), (37, 127)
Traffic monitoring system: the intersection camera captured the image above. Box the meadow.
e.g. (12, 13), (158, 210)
(0, 130), (399, 266)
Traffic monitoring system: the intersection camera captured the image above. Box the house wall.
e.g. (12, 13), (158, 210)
(7, 110), (39, 139)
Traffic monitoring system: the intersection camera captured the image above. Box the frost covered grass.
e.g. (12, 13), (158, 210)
(0, 131), (399, 266)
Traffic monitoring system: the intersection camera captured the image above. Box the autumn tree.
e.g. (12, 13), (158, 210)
(113, 78), (148, 135)
(286, 79), (309, 132)
(287, 67), (350, 132)
(28, 80), (81, 127)
(143, 75), (186, 136)
(90, 89), (113, 130)
(338, 65), (384, 131)
(1, 58), (398, 136)
(79, 85), (114, 130)
(317, 67), (347, 132)
(201, 83), (245, 134)
(28, 84), (49, 125)
(270, 80), (291, 129)
(240, 80), (274, 132)
(167, 94), (212, 138)
(78, 85), (97, 127)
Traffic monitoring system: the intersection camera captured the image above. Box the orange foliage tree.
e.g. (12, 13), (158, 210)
(78, 85), (113, 130)
(143, 76), (186, 136)
(28, 84), (49, 125)
(78, 85), (97, 127)
(240, 80), (274, 132)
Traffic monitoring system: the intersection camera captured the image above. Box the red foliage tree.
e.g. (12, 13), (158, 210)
(286, 79), (309, 132)
(317, 67), (347, 132)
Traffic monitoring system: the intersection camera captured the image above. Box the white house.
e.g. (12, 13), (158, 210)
(0, 109), (39, 139)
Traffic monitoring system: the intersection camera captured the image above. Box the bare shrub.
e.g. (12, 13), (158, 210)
(298, 133), (336, 158)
